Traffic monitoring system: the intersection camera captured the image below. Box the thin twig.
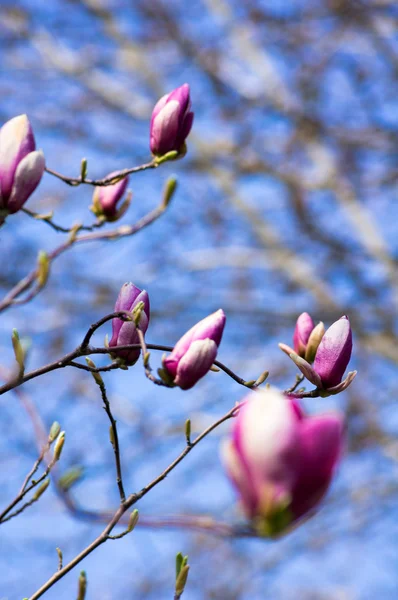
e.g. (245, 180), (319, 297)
(28, 402), (244, 600)
(96, 377), (126, 503)
(45, 159), (157, 187)
(0, 201), (167, 314)
(284, 374), (305, 394)
(22, 207), (104, 233)
(136, 326), (169, 386)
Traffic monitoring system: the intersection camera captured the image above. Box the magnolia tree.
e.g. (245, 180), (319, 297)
(0, 85), (357, 599)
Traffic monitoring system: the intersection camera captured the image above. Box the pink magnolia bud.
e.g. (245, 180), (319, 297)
(109, 283), (150, 365)
(91, 172), (130, 221)
(280, 315), (355, 395)
(313, 316), (352, 389)
(162, 309), (226, 390)
(222, 389), (344, 536)
(150, 84), (194, 156)
(0, 115), (45, 217)
(293, 312), (315, 357)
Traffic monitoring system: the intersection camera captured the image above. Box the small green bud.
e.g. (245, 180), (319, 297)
(49, 421), (61, 443)
(58, 466), (84, 491)
(80, 158), (88, 181)
(11, 328), (25, 375)
(127, 509), (139, 532)
(33, 478), (50, 500)
(37, 251), (50, 288)
(53, 432), (65, 461)
(255, 370), (269, 386)
(185, 419), (191, 444)
(175, 565), (190, 596)
(162, 177), (178, 209)
(77, 570), (87, 600)
(109, 425), (115, 448)
(85, 357), (103, 385)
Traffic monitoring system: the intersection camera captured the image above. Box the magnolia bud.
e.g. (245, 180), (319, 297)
(162, 309), (226, 390)
(221, 389), (344, 536)
(150, 84), (194, 157)
(109, 283), (150, 365)
(90, 172), (130, 221)
(0, 115), (45, 219)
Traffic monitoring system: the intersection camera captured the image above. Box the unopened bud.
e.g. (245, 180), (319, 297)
(37, 251), (50, 288)
(109, 425), (116, 448)
(53, 432), (65, 461)
(77, 570), (87, 600)
(80, 158), (88, 181)
(127, 509), (139, 532)
(162, 177), (178, 209)
(33, 478), (50, 500)
(49, 421), (61, 443)
(185, 419), (191, 444)
(255, 370), (269, 386)
(85, 357), (103, 385)
(12, 328), (25, 374)
(58, 466), (83, 491)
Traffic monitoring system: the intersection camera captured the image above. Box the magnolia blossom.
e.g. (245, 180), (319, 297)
(280, 315), (356, 395)
(222, 388), (344, 536)
(109, 283), (150, 365)
(150, 84), (194, 156)
(91, 172), (130, 221)
(0, 114), (45, 218)
(162, 309), (226, 390)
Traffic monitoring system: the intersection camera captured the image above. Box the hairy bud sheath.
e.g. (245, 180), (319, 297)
(0, 115), (45, 217)
(222, 388), (344, 536)
(162, 309), (226, 390)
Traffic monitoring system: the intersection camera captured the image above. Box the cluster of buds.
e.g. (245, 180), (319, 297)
(0, 115), (45, 223)
(222, 388), (344, 537)
(90, 172), (131, 222)
(150, 84), (194, 158)
(161, 309), (226, 390)
(109, 289), (225, 389)
(108, 283), (150, 366)
(0, 84), (194, 229)
(279, 314), (356, 396)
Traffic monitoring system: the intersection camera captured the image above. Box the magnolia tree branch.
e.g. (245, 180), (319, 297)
(21, 207), (106, 233)
(0, 191), (169, 314)
(10, 381), (256, 541)
(0, 312), (265, 396)
(90, 371), (126, 503)
(28, 402), (244, 600)
(0, 414), (63, 524)
(44, 158), (158, 187)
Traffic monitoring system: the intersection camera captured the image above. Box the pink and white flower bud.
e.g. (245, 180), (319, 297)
(91, 172), (130, 221)
(109, 283), (150, 365)
(150, 84), (194, 156)
(313, 316), (352, 389)
(280, 316), (355, 395)
(0, 115), (45, 217)
(222, 389), (344, 536)
(293, 312), (315, 357)
(162, 309), (226, 390)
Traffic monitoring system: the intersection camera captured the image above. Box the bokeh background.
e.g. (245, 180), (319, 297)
(1, 0), (397, 598)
